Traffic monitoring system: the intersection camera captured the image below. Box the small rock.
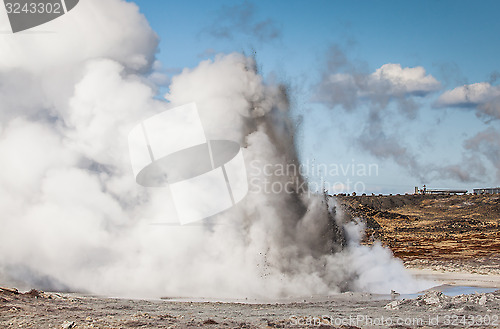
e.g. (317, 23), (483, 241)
(384, 300), (400, 310)
(461, 304), (477, 311)
(61, 321), (75, 329)
(203, 319), (218, 325)
(420, 291), (444, 305)
(478, 294), (487, 306)
(0, 287), (19, 295)
(23, 289), (41, 298)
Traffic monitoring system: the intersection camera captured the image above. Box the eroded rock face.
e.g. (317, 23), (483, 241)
(421, 291), (444, 305)
(385, 290), (500, 311)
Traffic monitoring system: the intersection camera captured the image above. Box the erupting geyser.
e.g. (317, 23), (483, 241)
(0, 0), (432, 299)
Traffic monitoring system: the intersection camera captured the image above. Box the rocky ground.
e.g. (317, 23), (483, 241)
(1, 286), (500, 328)
(1, 194), (499, 328)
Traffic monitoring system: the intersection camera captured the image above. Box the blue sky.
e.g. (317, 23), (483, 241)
(134, 0), (500, 194)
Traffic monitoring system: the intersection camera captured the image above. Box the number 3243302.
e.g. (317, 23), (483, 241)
(5, 2), (62, 14)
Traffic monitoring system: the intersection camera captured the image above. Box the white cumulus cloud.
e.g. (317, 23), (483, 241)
(315, 61), (441, 114)
(435, 82), (500, 120)
(435, 82), (500, 107)
(368, 63), (441, 96)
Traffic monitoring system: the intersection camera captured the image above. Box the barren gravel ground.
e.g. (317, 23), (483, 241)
(1, 268), (500, 329)
(2, 195), (499, 328)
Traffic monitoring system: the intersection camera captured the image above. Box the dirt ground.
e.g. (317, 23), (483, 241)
(1, 284), (500, 329)
(1, 194), (499, 329)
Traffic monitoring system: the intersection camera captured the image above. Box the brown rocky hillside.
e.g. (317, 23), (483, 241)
(336, 194), (500, 262)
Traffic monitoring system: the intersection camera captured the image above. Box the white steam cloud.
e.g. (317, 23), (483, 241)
(0, 0), (430, 298)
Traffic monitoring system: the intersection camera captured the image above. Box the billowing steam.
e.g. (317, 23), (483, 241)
(0, 0), (430, 298)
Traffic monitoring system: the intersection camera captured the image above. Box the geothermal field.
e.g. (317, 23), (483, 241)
(1, 0), (500, 328)
(1, 194), (500, 328)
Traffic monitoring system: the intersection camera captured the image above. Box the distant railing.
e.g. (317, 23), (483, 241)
(425, 189), (468, 195)
(473, 188), (500, 195)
